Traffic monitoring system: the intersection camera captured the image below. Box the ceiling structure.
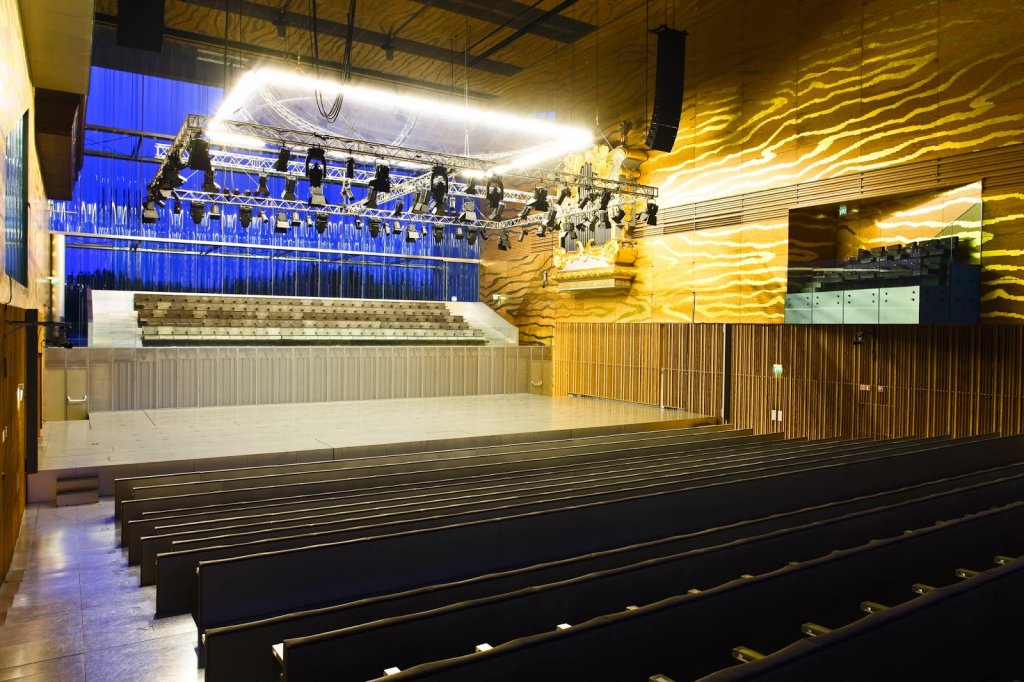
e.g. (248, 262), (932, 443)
(91, 0), (676, 144)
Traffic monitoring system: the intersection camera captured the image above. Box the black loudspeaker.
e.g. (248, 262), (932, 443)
(645, 26), (687, 152)
(117, 0), (165, 53)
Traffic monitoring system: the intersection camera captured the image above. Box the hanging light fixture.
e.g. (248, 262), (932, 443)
(238, 205), (253, 228)
(406, 223), (420, 242)
(497, 229), (512, 251)
(354, 216), (364, 230)
(368, 218), (382, 237)
(488, 201), (505, 222)
(465, 175), (478, 195)
(187, 134), (212, 171)
(556, 186), (572, 205)
(454, 225), (465, 240)
(142, 200), (158, 224)
(369, 165), (391, 193)
(466, 226), (478, 246)
(458, 200), (477, 223)
(639, 202), (659, 226)
(599, 189), (612, 210)
(341, 179), (355, 204)
(274, 212), (288, 233)
(544, 208), (558, 229)
(411, 188), (430, 214)
(305, 146), (327, 176)
(256, 174), (270, 198)
(173, 197), (182, 215)
(430, 166), (449, 215)
(273, 147), (291, 172)
(611, 206), (626, 224)
(432, 223), (445, 244)
(189, 201), (206, 225)
(314, 212), (329, 234)
(518, 226), (530, 242)
(289, 211), (301, 227)
(526, 187), (549, 212)
(392, 201), (404, 217)
(345, 156), (355, 178)
(208, 204), (222, 221)
(201, 170), (220, 193)
(282, 177), (297, 201)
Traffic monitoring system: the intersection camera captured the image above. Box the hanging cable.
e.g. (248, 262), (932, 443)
(308, 0), (345, 123)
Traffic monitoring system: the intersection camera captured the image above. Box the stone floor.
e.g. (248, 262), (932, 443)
(0, 501), (201, 681)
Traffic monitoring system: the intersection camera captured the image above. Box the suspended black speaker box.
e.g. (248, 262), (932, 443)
(117, 0), (165, 53)
(645, 26), (687, 152)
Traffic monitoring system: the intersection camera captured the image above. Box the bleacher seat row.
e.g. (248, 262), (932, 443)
(109, 427), (1024, 681)
(132, 293), (487, 345)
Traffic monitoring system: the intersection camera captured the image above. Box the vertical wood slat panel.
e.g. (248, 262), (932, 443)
(729, 325), (1024, 440)
(554, 322), (663, 406)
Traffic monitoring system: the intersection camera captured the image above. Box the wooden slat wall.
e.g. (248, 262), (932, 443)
(554, 322), (725, 414)
(555, 322), (1024, 441)
(554, 323), (662, 405)
(729, 325), (1024, 440)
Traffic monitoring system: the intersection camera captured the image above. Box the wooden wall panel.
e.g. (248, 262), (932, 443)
(553, 322), (725, 415)
(1, 306), (30, 580)
(730, 324), (1024, 440)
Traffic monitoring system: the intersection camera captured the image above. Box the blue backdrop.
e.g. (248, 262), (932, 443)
(52, 68), (480, 345)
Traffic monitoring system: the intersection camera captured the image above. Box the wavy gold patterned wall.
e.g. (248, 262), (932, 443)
(483, 0), (1024, 336)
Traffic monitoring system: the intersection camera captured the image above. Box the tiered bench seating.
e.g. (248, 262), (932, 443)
(133, 293), (486, 345)
(110, 430), (1024, 681)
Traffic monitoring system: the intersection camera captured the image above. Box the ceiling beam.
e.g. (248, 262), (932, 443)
(469, 0), (582, 66)
(178, 0), (522, 77)
(408, 0), (594, 44)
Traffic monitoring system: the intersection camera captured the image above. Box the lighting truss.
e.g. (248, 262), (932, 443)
(149, 114), (658, 235)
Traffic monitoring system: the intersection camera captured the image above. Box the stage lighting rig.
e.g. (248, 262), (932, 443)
(488, 201), (505, 222)
(142, 201), (158, 224)
(406, 223), (421, 242)
(430, 166), (449, 215)
(273, 147), (291, 172)
(201, 170), (220, 194)
(369, 165), (391, 193)
(368, 218), (382, 237)
(611, 206), (626, 224)
(354, 216), (364, 230)
(458, 200), (477, 223)
(173, 198), (182, 215)
(465, 175), (478, 195)
(238, 205), (253, 228)
(257, 174), (270, 198)
(639, 202), (659, 226)
(314, 212), (329, 234)
(526, 187), (549, 212)
(466, 227), (478, 246)
(599, 189), (612, 210)
(274, 212), (288, 233)
(282, 178), (297, 201)
(290, 211), (301, 227)
(432, 223), (445, 244)
(519, 226), (529, 242)
(498, 229), (512, 251)
(544, 208), (558, 230)
(411, 188), (429, 214)
(556, 186), (572, 205)
(187, 134), (212, 171)
(190, 202), (206, 225)
(345, 157), (355, 178)
(485, 175), (504, 209)
(393, 201), (404, 217)
(340, 179), (355, 204)
(454, 225), (465, 240)
(209, 204), (222, 221)
(305, 146), (327, 176)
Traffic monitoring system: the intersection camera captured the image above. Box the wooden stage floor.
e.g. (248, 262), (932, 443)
(32, 394), (714, 502)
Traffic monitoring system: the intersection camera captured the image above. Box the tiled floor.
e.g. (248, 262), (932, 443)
(41, 394), (705, 470)
(0, 501), (201, 681)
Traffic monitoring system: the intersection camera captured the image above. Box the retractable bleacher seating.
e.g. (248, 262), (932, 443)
(133, 293), (486, 345)
(110, 428), (1024, 681)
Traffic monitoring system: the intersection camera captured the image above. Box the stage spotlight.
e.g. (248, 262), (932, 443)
(238, 205), (253, 228)
(485, 175), (504, 209)
(518, 226), (529, 242)
(392, 221), (403, 237)
(365, 187), (379, 209)
(307, 163), (325, 189)
(187, 134), (211, 171)
(244, 189), (252, 197)
(639, 202), (658, 226)
(432, 223), (445, 244)
(274, 212), (288, 233)
(232, 187), (241, 196)
(142, 201), (158, 224)
(411, 188), (429, 214)
(309, 185), (327, 207)
(587, 212), (599, 231)
(256, 174), (270, 198)
(305, 146), (327, 176)
(458, 200), (477, 223)
(158, 166), (185, 198)
(290, 211), (301, 227)
(536, 222), (547, 238)
(579, 189), (595, 209)
(611, 206), (626, 224)
(209, 204), (222, 221)
(518, 205), (530, 220)
(273, 147), (291, 173)
(478, 226), (489, 241)
(454, 225), (465, 240)
(354, 216), (364, 230)
(526, 187), (549, 212)
(393, 201), (404, 217)
(173, 198), (182, 215)
(406, 223), (420, 242)
(563, 220), (579, 241)
(282, 178), (297, 201)
(190, 202), (206, 225)
(465, 176), (478, 195)
(340, 179), (355, 204)
(599, 189), (612, 210)
(556, 186), (572, 205)
(597, 209), (610, 230)
(369, 165), (391, 193)
(544, 208), (558, 229)
(345, 157), (355, 178)
(430, 166), (449, 214)
(498, 229), (512, 251)
(368, 218), (382, 237)
(257, 209), (268, 225)
(201, 170), (220, 194)
(466, 227), (478, 246)
(314, 212), (329, 235)
(488, 201), (505, 222)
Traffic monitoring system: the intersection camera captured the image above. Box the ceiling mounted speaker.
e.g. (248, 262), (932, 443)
(645, 26), (687, 152)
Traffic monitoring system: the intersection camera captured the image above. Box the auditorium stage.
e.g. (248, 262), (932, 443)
(32, 394), (714, 502)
